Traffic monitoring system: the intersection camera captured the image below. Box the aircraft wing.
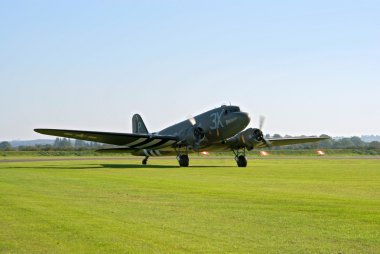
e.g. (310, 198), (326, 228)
(34, 129), (178, 149)
(262, 137), (329, 148)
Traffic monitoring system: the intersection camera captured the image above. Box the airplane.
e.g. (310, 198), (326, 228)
(34, 105), (329, 167)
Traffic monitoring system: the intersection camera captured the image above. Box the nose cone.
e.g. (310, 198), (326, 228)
(222, 111), (251, 138)
(239, 112), (251, 129)
(229, 112), (250, 131)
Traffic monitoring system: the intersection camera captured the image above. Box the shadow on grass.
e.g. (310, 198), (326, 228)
(4, 165), (103, 170)
(101, 164), (226, 169)
(4, 164), (228, 170)
(101, 164), (179, 169)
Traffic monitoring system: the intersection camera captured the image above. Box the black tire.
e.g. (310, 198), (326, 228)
(179, 155), (189, 167)
(237, 155), (247, 167)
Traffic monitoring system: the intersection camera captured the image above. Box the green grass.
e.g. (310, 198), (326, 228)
(0, 158), (379, 253)
(1, 148), (380, 159)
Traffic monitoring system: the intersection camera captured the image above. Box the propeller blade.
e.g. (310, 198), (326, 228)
(263, 138), (272, 148)
(188, 116), (196, 126)
(259, 115), (265, 130)
(258, 115), (271, 147)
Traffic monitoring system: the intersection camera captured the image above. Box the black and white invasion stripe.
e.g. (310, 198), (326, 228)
(143, 149), (162, 157)
(125, 138), (176, 150)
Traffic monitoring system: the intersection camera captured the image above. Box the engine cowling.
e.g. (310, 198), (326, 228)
(182, 126), (205, 149)
(229, 128), (265, 150)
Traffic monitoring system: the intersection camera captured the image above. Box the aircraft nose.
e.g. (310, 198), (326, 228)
(242, 112), (250, 125)
(236, 112), (250, 128)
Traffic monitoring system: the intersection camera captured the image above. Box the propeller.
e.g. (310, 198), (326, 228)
(238, 115), (271, 149)
(257, 115), (272, 147)
(189, 116), (197, 126)
(187, 116), (205, 151)
(259, 115), (265, 130)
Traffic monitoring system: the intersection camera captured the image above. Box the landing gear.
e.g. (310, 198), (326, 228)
(176, 146), (190, 167)
(233, 148), (248, 167)
(142, 156), (149, 165)
(177, 154), (189, 167)
(236, 155), (247, 167)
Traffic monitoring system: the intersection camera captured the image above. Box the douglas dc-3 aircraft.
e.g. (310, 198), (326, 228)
(35, 105), (328, 167)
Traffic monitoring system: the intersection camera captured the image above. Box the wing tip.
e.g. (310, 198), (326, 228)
(34, 128), (43, 133)
(34, 128), (52, 134)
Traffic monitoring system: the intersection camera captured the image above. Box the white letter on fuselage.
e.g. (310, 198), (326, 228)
(210, 111), (224, 130)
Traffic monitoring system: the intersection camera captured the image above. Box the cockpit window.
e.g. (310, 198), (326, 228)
(222, 105), (240, 114)
(229, 107), (240, 113)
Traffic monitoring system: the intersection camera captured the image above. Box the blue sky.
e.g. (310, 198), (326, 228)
(1, 0), (379, 140)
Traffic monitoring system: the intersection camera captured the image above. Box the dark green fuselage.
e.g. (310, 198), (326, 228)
(158, 105), (250, 148)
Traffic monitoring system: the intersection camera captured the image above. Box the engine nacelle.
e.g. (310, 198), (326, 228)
(182, 127), (205, 148)
(228, 128), (265, 150)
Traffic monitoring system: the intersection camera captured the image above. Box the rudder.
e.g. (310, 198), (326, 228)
(132, 114), (149, 134)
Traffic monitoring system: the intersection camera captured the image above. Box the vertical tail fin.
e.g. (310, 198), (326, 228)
(132, 114), (149, 134)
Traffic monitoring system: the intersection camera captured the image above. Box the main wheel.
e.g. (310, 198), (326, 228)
(236, 155), (247, 167)
(179, 155), (189, 167)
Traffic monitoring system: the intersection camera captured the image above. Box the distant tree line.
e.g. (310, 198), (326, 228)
(52, 138), (102, 149)
(0, 138), (109, 151)
(1, 136), (380, 151)
(0, 141), (12, 151)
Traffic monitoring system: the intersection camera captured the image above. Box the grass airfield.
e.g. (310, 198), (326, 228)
(0, 157), (379, 253)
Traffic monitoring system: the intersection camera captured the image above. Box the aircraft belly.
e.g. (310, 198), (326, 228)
(132, 149), (177, 156)
(201, 143), (231, 152)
